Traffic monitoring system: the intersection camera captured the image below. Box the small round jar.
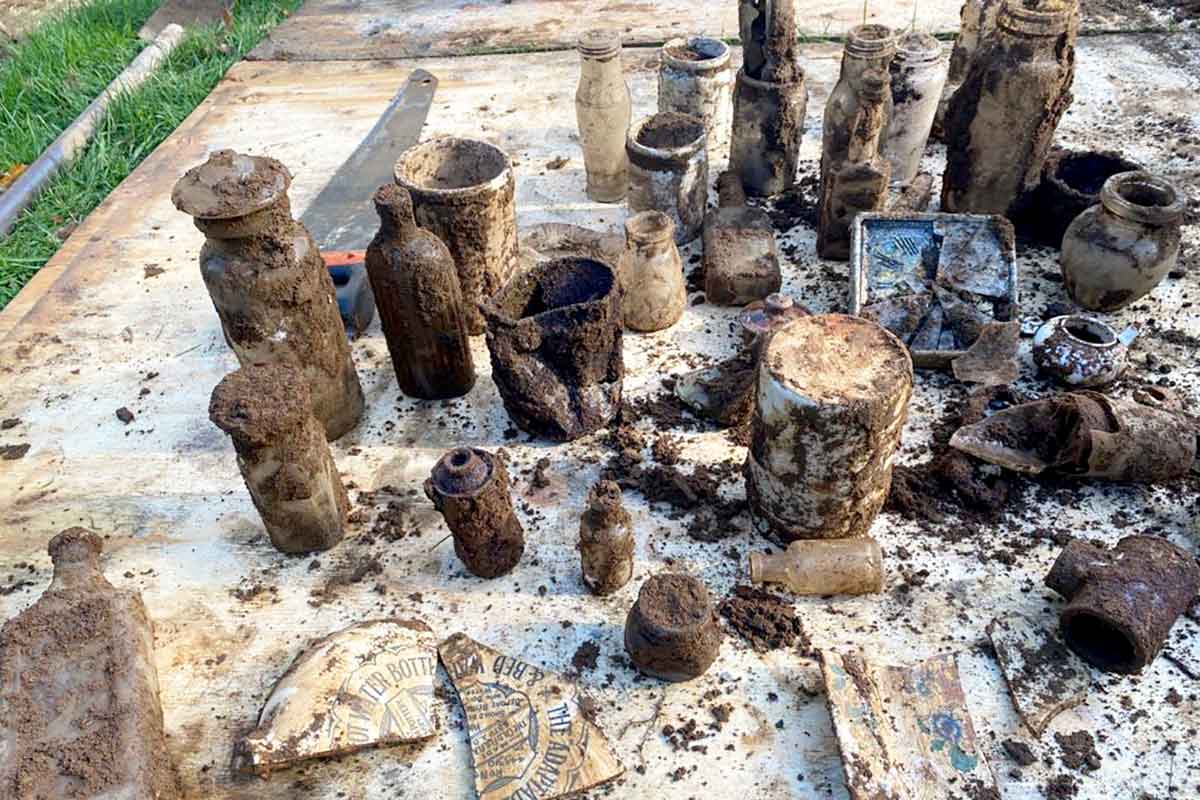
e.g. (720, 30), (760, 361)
(626, 112), (709, 244)
(1032, 315), (1135, 388)
(618, 211), (686, 332)
(658, 37), (734, 163)
(625, 574), (722, 682)
(1061, 172), (1185, 311)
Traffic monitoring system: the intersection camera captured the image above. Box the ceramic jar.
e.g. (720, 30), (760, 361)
(626, 112), (709, 244)
(883, 32), (948, 184)
(658, 37), (734, 164)
(1061, 171), (1185, 311)
(618, 211), (686, 332)
(1032, 315), (1136, 388)
(576, 29), (632, 203)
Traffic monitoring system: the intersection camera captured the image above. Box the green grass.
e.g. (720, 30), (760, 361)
(0, 0), (302, 309)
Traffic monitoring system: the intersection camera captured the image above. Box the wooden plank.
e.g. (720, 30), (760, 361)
(0, 39), (1198, 799)
(247, 0), (965, 61)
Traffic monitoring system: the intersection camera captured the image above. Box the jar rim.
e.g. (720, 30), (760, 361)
(845, 24), (898, 59)
(999, 1), (1073, 36)
(1100, 171), (1185, 225)
(626, 112), (707, 161)
(660, 36), (731, 72)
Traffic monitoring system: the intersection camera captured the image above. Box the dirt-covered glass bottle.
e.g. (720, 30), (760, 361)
(576, 29), (632, 202)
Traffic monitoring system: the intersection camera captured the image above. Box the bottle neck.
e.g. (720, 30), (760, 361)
(580, 52), (623, 83)
(749, 552), (792, 587)
(195, 197), (292, 242)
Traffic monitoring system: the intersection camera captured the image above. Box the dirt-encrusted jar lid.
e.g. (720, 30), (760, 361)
(172, 149), (291, 220)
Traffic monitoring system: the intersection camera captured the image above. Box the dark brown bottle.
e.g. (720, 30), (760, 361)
(366, 184), (475, 399)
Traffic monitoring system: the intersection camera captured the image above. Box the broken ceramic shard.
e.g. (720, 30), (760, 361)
(1061, 171), (1185, 311)
(173, 149), (364, 440)
(0, 529), (180, 799)
(236, 619), (439, 776)
(821, 649), (998, 800)
(750, 538), (883, 596)
(674, 349), (758, 428)
(950, 320), (1020, 386)
(703, 171), (781, 305)
(850, 212), (1018, 369)
(987, 614), (1089, 737)
(439, 633), (623, 799)
(949, 391), (1196, 481)
(482, 257), (624, 441)
(394, 137), (519, 335)
(1045, 536), (1200, 674)
(1032, 315), (1135, 388)
(518, 222), (623, 273)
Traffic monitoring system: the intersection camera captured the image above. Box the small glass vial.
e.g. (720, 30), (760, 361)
(576, 29), (632, 203)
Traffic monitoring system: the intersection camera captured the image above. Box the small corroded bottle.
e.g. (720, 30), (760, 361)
(941, 0), (1078, 216)
(425, 447), (525, 578)
(366, 184), (474, 399)
(578, 480), (635, 596)
(883, 32), (948, 184)
(0, 529), (180, 799)
(173, 149), (364, 440)
(820, 25), (897, 199)
(818, 71), (892, 261)
(618, 211), (686, 332)
(210, 363), (349, 554)
(576, 29), (632, 202)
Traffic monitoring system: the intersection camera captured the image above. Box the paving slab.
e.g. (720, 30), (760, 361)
(1, 35), (1198, 800)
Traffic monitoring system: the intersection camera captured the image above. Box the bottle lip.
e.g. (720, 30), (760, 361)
(998, 1), (1074, 36)
(625, 210), (676, 243)
(845, 24), (898, 59)
(1100, 171), (1184, 226)
(626, 112), (708, 162)
(893, 32), (946, 65)
(578, 28), (622, 57)
(660, 36), (731, 73)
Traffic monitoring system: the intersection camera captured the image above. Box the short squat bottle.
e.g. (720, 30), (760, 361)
(941, 0), (1078, 216)
(366, 184), (475, 399)
(1060, 172), (1185, 312)
(618, 211), (686, 332)
(576, 29), (632, 203)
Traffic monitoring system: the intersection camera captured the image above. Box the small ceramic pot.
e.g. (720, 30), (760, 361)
(1060, 171), (1185, 311)
(1032, 315), (1136, 388)
(626, 112), (709, 244)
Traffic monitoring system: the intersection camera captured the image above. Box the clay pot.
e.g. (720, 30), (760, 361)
(1061, 171), (1185, 311)
(618, 211), (686, 332)
(1032, 315), (1136, 388)
(481, 257), (624, 441)
(1016, 149), (1142, 246)
(626, 112), (709, 244)
(394, 137), (519, 334)
(658, 37), (734, 163)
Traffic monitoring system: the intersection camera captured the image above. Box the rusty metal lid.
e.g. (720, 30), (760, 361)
(429, 447), (494, 496)
(172, 149), (291, 220)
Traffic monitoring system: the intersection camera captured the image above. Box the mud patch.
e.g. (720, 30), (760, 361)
(718, 585), (810, 654)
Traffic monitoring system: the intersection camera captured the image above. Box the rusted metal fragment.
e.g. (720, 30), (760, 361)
(439, 633), (623, 799)
(236, 620), (439, 776)
(951, 320), (1020, 385)
(987, 614), (1089, 737)
(821, 649), (998, 800)
(950, 391), (1196, 481)
(1045, 536), (1200, 674)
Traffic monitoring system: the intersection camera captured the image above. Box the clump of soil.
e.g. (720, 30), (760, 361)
(115, 407), (135, 424)
(718, 585), (810, 654)
(1054, 730), (1102, 772)
(571, 640), (601, 672)
(1044, 773), (1079, 799)
(308, 555), (384, 606)
(1002, 739), (1037, 767)
(0, 443), (30, 460)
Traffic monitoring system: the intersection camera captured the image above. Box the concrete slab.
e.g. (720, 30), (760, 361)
(1, 35), (1198, 800)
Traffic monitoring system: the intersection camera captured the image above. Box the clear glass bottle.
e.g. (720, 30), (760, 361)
(576, 29), (632, 203)
(941, 0), (1078, 216)
(750, 538), (884, 595)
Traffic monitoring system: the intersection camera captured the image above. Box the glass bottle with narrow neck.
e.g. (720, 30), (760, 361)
(576, 30), (632, 202)
(821, 25), (897, 183)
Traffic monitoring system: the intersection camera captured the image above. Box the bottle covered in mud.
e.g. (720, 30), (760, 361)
(883, 32), (948, 185)
(172, 149), (364, 440)
(578, 480), (635, 596)
(820, 25), (897, 196)
(425, 447), (525, 578)
(576, 29), (633, 203)
(818, 71), (892, 261)
(0, 529), (180, 799)
(618, 210), (687, 332)
(366, 184), (475, 399)
(941, 0), (1078, 216)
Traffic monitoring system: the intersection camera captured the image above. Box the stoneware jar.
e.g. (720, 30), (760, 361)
(1032, 315), (1137, 388)
(394, 137), (519, 334)
(1061, 171), (1185, 311)
(883, 32), (948, 184)
(658, 37), (734, 164)
(618, 211), (686, 332)
(626, 112), (709, 244)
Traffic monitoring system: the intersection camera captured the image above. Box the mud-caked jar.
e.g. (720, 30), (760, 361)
(626, 112), (709, 244)
(658, 37), (734, 164)
(576, 29), (632, 203)
(821, 25), (897, 188)
(941, 0), (1078, 216)
(883, 32), (948, 184)
(1060, 171), (1185, 311)
(618, 211), (686, 332)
